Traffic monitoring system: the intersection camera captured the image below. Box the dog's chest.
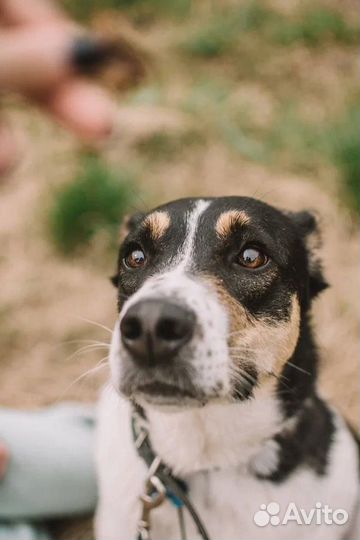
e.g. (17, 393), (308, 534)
(151, 460), (357, 540)
(96, 389), (359, 540)
(147, 408), (358, 540)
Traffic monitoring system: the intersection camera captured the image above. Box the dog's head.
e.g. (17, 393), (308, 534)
(109, 197), (327, 408)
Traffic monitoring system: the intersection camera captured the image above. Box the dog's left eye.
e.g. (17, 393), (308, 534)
(123, 246), (147, 269)
(237, 247), (268, 269)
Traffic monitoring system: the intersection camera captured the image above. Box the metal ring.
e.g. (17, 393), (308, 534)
(140, 475), (166, 510)
(147, 456), (162, 478)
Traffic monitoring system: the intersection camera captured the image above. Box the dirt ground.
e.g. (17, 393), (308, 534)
(0, 105), (358, 425)
(1, 104), (359, 536)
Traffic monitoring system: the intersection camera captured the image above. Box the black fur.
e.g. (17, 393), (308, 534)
(113, 197), (328, 320)
(276, 315), (319, 417)
(256, 397), (335, 483)
(113, 196), (338, 476)
(113, 197), (329, 401)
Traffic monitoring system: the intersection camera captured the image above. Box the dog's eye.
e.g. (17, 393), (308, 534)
(123, 246), (146, 269)
(237, 247), (268, 269)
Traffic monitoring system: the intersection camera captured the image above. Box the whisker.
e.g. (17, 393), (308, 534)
(56, 356), (109, 402)
(59, 339), (110, 347)
(286, 361), (311, 376)
(62, 343), (110, 364)
(267, 371), (294, 392)
(76, 316), (113, 335)
(228, 346), (254, 352)
(229, 364), (258, 388)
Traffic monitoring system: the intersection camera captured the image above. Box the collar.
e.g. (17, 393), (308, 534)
(131, 402), (211, 540)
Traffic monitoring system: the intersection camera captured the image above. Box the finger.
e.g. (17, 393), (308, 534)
(45, 79), (114, 141)
(0, 24), (77, 93)
(0, 122), (19, 177)
(0, 441), (10, 480)
(0, 0), (64, 26)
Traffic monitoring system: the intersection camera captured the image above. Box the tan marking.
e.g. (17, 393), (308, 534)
(202, 274), (301, 382)
(202, 275), (251, 341)
(228, 295), (301, 376)
(215, 210), (250, 239)
(144, 211), (171, 240)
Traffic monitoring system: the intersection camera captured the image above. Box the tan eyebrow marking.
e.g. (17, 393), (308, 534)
(144, 211), (171, 240)
(215, 210), (250, 238)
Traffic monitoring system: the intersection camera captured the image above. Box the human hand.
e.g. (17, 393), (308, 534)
(0, 440), (9, 480)
(0, 0), (115, 175)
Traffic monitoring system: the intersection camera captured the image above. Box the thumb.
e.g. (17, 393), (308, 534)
(0, 122), (19, 177)
(0, 24), (77, 94)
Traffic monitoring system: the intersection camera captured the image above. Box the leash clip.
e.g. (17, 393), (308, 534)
(132, 404), (211, 540)
(138, 474), (166, 540)
(133, 409), (150, 449)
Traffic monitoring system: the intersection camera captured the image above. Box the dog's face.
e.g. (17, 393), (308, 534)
(110, 197), (327, 408)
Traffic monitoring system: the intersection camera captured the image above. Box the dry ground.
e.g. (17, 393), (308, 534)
(1, 105), (358, 424)
(0, 107), (358, 539)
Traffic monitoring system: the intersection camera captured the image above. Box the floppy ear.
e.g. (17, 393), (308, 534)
(118, 212), (146, 242)
(289, 211), (329, 299)
(110, 274), (119, 288)
(110, 211), (145, 288)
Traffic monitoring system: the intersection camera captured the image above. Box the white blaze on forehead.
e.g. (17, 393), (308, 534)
(176, 199), (210, 271)
(115, 198), (231, 397)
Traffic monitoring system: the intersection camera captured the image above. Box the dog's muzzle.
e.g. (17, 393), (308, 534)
(120, 299), (196, 366)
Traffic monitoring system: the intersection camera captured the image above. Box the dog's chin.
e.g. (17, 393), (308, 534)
(119, 380), (211, 410)
(136, 392), (206, 412)
(123, 381), (208, 411)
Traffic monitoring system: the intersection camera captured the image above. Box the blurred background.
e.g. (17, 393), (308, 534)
(0, 0), (358, 436)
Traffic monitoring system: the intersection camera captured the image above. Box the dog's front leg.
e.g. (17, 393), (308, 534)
(95, 387), (146, 540)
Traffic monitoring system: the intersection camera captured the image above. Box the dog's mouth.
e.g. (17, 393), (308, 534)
(137, 381), (196, 399)
(123, 378), (207, 407)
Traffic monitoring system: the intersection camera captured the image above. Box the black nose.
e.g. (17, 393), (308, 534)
(120, 299), (195, 365)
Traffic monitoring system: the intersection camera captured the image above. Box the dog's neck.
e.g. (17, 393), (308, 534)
(144, 318), (319, 477)
(144, 385), (284, 476)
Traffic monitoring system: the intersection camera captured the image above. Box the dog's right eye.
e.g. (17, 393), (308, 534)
(237, 247), (268, 269)
(123, 245), (147, 269)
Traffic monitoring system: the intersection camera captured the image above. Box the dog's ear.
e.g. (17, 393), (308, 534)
(110, 274), (119, 288)
(110, 211), (145, 288)
(288, 210), (329, 299)
(118, 212), (146, 242)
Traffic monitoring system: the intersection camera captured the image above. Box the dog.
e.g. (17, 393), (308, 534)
(95, 196), (359, 540)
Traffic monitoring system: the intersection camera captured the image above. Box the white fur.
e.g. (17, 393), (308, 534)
(96, 387), (359, 540)
(111, 200), (231, 400)
(110, 271), (230, 400)
(177, 199), (210, 270)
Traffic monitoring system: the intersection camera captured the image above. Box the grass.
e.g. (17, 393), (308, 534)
(324, 107), (360, 212)
(62, 0), (126, 21)
(127, 85), (164, 106)
(180, 3), (357, 59)
(59, 0), (358, 215)
(271, 7), (358, 47)
(49, 155), (137, 254)
(62, 0), (191, 21)
(181, 2), (271, 58)
(136, 130), (205, 161)
(262, 104), (322, 171)
(255, 102), (360, 209)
